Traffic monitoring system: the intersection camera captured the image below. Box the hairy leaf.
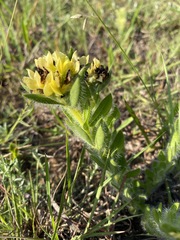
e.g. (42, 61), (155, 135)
(23, 93), (62, 105)
(95, 124), (105, 151)
(89, 94), (112, 126)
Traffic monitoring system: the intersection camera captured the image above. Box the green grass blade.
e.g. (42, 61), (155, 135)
(84, 155), (109, 234)
(85, 0), (165, 125)
(124, 100), (150, 144)
(66, 132), (72, 204)
(0, 0), (18, 62)
(70, 146), (85, 199)
(45, 157), (59, 240)
(2, 105), (32, 144)
(128, 130), (165, 164)
(86, 1), (151, 100)
(52, 179), (67, 240)
(162, 54), (174, 132)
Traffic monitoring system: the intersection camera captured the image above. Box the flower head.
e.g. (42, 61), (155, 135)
(87, 58), (109, 84)
(87, 58), (101, 77)
(23, 51), (81, 97)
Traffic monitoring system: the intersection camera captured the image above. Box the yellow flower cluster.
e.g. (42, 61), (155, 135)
(22, 50), (107, 97)
(23, 51), (82, 97)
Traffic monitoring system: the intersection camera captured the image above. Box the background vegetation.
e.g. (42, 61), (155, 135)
(0, 0), (179, 239)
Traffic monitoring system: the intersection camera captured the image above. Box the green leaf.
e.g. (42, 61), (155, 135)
(157, 150), (167, 162)
(67, 121), (93, 147)
(106, 106), (120, 126)
(79, 81), (91, 109)
(62, 107), (84, 127)
(170, 202), (180, 212)
(90, 153), (104, 168)
(70, 66), (90, 108)
(110, 130), (124, 155)
(95, 124), (105, 150)
(68, 47), (74, 60)
(23, 94), (62, 105)
(113, 150), (126, 167)
(83, 108), (91, 128)
(116, 117), (133, 131)
(101, 120), (111, 151)
(167, 116), (180, 162)
(126, 169), (141, 179)
(90, 94), (112, 126)
(70, 76), (81, 107)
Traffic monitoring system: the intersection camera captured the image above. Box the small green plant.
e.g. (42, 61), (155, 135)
(21, 48), (180, 239)
(0, 144), (38, 238)
(143, 203), (180, 240)
(124, 109), (180, 212)
(22, 50), (140, 191)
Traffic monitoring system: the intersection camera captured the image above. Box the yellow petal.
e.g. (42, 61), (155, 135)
(63, 61), (73, 75)
(72, 60), (80, 74)
(46, 51), (53, 63)
(27, 69), (35, 79)
(34, 71), (44, 89)
(43, 73), (62, 96)
(46, 52), (56, 72)
(35, 57), (44, 69)
(23, 76), (38, 90)
(50, 80), (63, 95)
(43, 83), (54, 96)
(93, 58), (100, 68)
(79, 55), (89, 65)
(61, 83), (72, 94)
(71, 51), (78, 60)
(53, 51), (67, 64)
